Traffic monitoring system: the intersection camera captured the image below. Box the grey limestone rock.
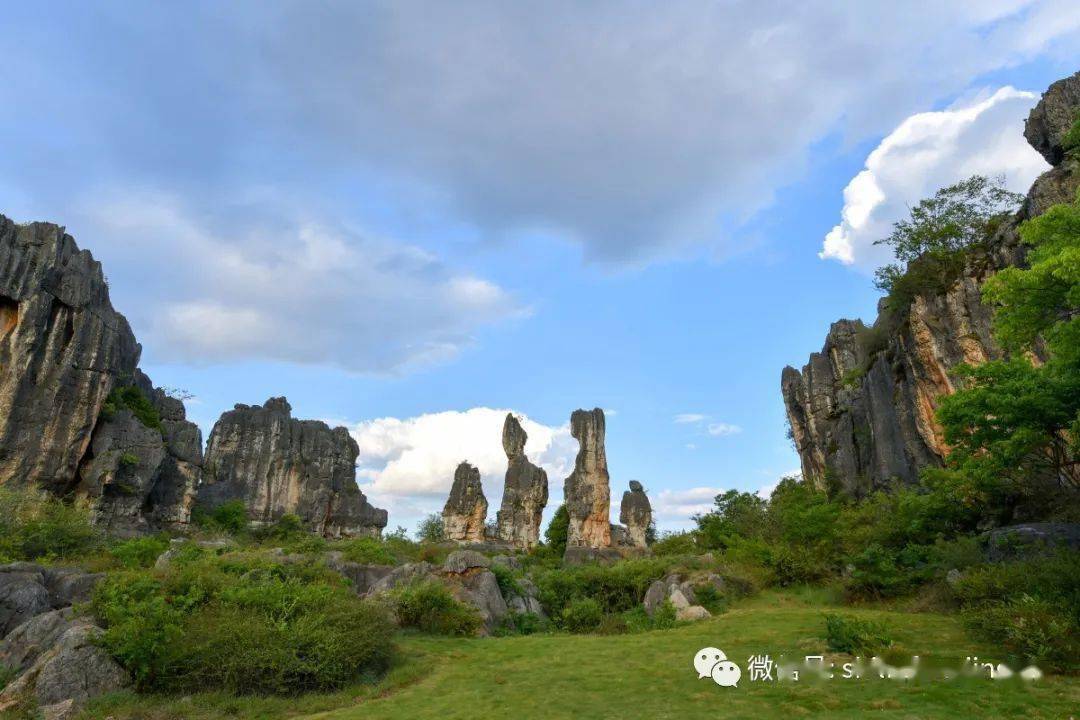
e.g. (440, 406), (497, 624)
(618, 480), (651, 548)
(442, 462), (487, 543)
(564, 408), (611, 550)
(495, 414), (549, 549)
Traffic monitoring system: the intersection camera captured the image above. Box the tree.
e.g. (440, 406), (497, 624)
(544, 504), (569, 556)
(694, 490), (766, 549)
(416, 513), (445, 543)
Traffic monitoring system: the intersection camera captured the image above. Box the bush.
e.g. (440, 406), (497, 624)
(109, 535), (170, 569)
(192, 500), (249, 534)
(0, 487), (101, 561)
(339, 537), (396, 565)
(491, 563), (522, 597)
(962, 595), (1079, 672)
(101, 385), (162, 431)
(559, 597), (602, 633)
(544, 505), (569, 556)
(92, 555), (395, 694)
(390, 580), (481, 636)
(416, 513), (445, 543)
(534, 557), (670, 618)
(596, 613), (629, 635)
(650, 531), (697, 556)
(494, 610), (547, 636)
(824, 613), (893, 655)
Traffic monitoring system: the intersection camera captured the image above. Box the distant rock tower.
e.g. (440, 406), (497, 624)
(496, 414), (549, 549)
(442, 461), (488, 543)
(563, 408), (611, 549)
(619, 480), (652, 548)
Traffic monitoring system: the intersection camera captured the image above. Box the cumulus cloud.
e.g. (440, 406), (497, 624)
(651, 487), (724, 529)
(820, 86), (1050, 267)
(674, 413), (707, 424)
(349, 408), (577, 530)
(78, 192), (523, 373)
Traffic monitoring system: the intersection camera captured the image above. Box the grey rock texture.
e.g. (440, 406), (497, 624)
(984, 522), (1080, 561)
(0, 216), (200, 532)
(496, 414), (549, 549)
(782, 74), (1080, 495)
(0, 573), (50, 637)
(0, 609), (76, 675)
(618, 480), (651, 548)
(564, 408), (611, 549)
(198, 397), (387, 538)
(442, 462), (488, 543)
(643, 573), (712, 621)
(1024, 71), (1080, 165)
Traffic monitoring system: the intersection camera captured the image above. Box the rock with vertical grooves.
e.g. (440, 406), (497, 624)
(564, 408), (611, 549)
(496, 414), (548, 548)
(782, 72), (1080, 496)
(618, 480), (651, 548)
(442, 462), (487, 543)
(197, 397), (387, 537)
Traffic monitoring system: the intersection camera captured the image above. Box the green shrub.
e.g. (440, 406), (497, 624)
(544, 505), (569, 556)
(92, 556), (396, 694)
(692, 583), (727, 614)
(962, 595), (1079, 672)
(118, 452), (140, 469)
(491, 563), (522, 597)
(1062, 112), (1080, 157)
(559, 597), (603, 633)
(494, 610), (547, 636)
(192, 500), (249, 534)
(109, 535), (170, 569)
(101, 385), (162, 431)
(390, 580), (481, 636)
(534, 557), (670, 618)
(650, 531), (697, 556)
(0, 487), (101, 561)
(596, 613), (629, 635)
(416, 513), (445, 543)
(340, 537), (396, 565)
(824, 613), (893, 655)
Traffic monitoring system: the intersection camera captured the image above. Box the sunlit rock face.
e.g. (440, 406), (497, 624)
(199, 397), (387, 538)
(496, 414), (548, 549)
(782, 71), (1080, 496)
(618, 480), (651, 548)
(0, 217), (198, 533)
(564, 408), (611, 549)
(443, 461), (488, 543)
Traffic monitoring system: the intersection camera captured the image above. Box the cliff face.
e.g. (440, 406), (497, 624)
(495, 414), (548, 549)
(782, 71), (1080, 495)
(198, 397), (387, 538)
(564, 408), (612, 549)
(0, 217), (199, 533)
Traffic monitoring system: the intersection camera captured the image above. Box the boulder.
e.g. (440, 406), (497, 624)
(321, 554), (394, 595)
(369, 562), (437, 595)
(197, 397), (387, 538)
(44, 570), (102, 608)
(643, 573), (719, 618)
(443, 550), (490, 574)
(0, 609), (76, 674)
(442, 462), (488, 543)
(676, 605), (711, 622)
(1025, 71), (1080, 165)
(0, 573), (50, 637)
(495, 414), (549, 549)
(984, 522), (1080, 561)
(504, 578), (545, 618)
(618, 480), (651, 548)
(563, 408), (611, 550)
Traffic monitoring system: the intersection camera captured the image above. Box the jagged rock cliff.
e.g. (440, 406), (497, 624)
(0, 217), (199, 533)
(618, 480), (651, 548)
(198, 397), (386, 537)
(443, 461), (488, 543)
(782, 71), (1080, 494)
(564, 408), (612, 549)
(495, 414), (548, 548)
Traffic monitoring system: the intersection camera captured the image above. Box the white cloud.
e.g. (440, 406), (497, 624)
(652, 486), (724, 530)
(78, 192), (524, 373)
(674, 413), (707, 424)
(820, 86), (1049, 267)
(707, 423), (743, 437)
(349, 408), (576, 531)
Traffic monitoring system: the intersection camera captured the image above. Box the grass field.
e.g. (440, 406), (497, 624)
(83, 588), (1080, 720)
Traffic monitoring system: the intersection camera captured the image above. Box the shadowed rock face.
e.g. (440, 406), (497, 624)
(443, 461), (488, 543)
(198, 397), (387, 538)
(0, 217), (199, 533)
(496, 414), (548, 548)
(618, 480), (651, 548)
(564, 408), (611, 549)
(782, 72), (1080, 496)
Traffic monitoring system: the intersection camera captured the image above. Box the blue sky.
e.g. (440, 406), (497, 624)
(2, 1), (1077, 532)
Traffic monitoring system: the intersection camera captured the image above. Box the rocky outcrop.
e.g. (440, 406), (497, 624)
(564, 408), (611, 549)
(618, 480), (651, 548)
(642, 572), (722, 622)
(782, 72), (1080, 495)
(198, 397), (386, 538)
(0, 216), (200, 533)
(495, 414), (548, 548)
(442, 461), (488, 543)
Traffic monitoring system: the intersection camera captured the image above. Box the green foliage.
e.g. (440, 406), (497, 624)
(650, 531), (697, 556)
(490, 563), (522, 597)
(339, 537), (397, 565)
(390, 581), (482, 636)
(109, 535), (170, 569)
(559, 597), (603, 633)
(1062, 112), (1080, 157)
(544, 504), (569, 556)
(0, 487), (101, 562)
(92, 555), (395, 694)
(873, 175), (1022, 310)
(101, 385), (162, 431)
(534, 558), (670, 619)
(823, 613), (893, 655)
(118, 452), (140, 469)
(694, 490), (766, 550)
(416, 513), (445, 543)
(494, 610), (548, 636)
(193, 500), (250, 535)
(962, 595), (1079, 672)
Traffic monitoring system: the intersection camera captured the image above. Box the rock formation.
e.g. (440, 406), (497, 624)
(563, 408), (611, 549)
(782, 71), (1080, 495)
(618, 480), (651, 548)
(0, 216), (199, 534)
(198, 397), (387, 538)
(442, 461), (488, 543)
(495, 414), (548, 548)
